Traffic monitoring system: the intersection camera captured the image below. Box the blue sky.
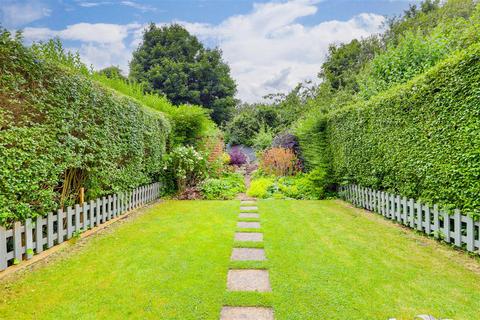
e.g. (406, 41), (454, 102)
(1, 0), (418, 102)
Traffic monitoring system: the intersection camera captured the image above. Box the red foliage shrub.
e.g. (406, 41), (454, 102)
(259, 147), (301, 176)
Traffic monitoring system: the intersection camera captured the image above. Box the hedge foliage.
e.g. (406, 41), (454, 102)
(93, 74), (216, 146)
(0, 31), (171, 225)
(326, 43), (480, 216)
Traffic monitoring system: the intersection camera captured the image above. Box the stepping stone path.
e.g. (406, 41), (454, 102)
(239, 213), (259, 218)
(227, 270), (271, 291)
(220, 199), (275, 320)
(220, 307), (274, 320)
(231, 248), (266, 261)
(237, 221), (261, 229)
(240, 206), (258, 211)
(234, 232), (263, 242)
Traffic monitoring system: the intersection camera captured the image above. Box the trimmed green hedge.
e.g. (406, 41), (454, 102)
(326, 43), (480, 216)
(0, 32), (170, 225)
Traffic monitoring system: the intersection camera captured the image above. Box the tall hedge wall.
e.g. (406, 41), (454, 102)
(326, 43), (480, 216)
(0, 32), (170, 225)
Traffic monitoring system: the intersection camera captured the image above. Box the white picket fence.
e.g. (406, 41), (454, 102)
(0, 182), (161, 271)
(339, 184), (480, 255)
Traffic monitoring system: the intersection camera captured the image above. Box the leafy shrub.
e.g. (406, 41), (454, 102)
(0, 30), (170, 225)
(272, 132), (304, 170)
(259, 148), (301, 176)
(272, 133), (300, 155)
(93, 73), (215, 146)
(222, 153), (231, 165)
(224, 104), (283, 146)
(162, 146), (207, 192)
(278, 169), (327, 200)
(252, 125), (274, 151)
(247, 169), (327, 200)
(229, 146), (247, 165)
(246, 178), (275, 198)
(31, 38), (90, 75)
(224, 107), (261, 146)
(325, 43), (480, 216)
(198, 132), (225, 178)
(357, 30), (452, 99)
(200, 172), (245, 200)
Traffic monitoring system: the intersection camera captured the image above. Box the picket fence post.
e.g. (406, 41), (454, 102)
(0, 226), (7, 270)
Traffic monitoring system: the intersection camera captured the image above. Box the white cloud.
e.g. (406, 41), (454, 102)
(75, 0), (156, 11)
(120, 1), (156, 12)
(77, 2), (113, 8)
(0, 1), (51, 28)
(179, 0), (386, 102)
(21, 0), (386, 102)
(23, 23), (141, 72)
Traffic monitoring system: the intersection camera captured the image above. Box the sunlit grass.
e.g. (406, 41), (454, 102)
(260, 200), (480, 320)
(0, 201), (238, 320)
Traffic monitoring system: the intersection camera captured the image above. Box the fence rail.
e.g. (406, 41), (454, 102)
(0, 182), (161, 271)
(339, 184), (480, 255)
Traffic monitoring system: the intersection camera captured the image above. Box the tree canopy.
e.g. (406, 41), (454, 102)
(97, 66), (127, 80)
(129, 23), (237, 124)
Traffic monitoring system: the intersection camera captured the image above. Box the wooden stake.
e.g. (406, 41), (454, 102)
(79, 187), (85, 205)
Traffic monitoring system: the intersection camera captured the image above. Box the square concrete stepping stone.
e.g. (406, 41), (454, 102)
(220, 307), (274, 320)
(239, 213), (259, 219)
(227, 269), (271, 291)
(237, 221), (261, 229)
(241, 200), (257, 205)
(231, 248), (266, 261)
(235, 232), (263, 242)
(240, 206), (258, 211)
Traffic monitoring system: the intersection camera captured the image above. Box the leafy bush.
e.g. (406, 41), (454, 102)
(162, 146), (207, 192)
(0, 30), (170, 225)
(224, 103), (286, 146)
(200, 172), (245, 200)
(30, 38), (90, 76)
(246, 168), (327, 200)
(229, 146), (247, 165)
(252, 125), (274, 151)
(325, 43), (480, 216)
(93, 74), (215, 146)
(222, 153), (231, 165)
(278, 169), (327, 200)
(246, 177), (275, 198)
(197, 132), (225, 178)
(272, 133), (300, 155)
(259, 148), (300, 176)
(357, 30), (453, 99)
(224, 107), (261, 146)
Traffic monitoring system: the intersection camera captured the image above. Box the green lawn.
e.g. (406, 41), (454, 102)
(1, 200), (479, 320)
(261, 200), (480, 320)
(0, 200), (238, 320)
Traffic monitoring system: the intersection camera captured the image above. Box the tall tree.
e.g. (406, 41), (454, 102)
(319, 37), (382, 91)
(130, 23), (237, 124)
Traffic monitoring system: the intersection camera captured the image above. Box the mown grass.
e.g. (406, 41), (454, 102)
(2, 199), (479, 319)
(0, 200), (238, 320)
(260, 200), (480, 320)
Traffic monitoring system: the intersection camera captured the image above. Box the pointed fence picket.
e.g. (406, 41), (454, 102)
(339, 184), (480, 255)
(0, 182), (161, 272)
